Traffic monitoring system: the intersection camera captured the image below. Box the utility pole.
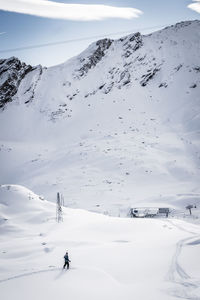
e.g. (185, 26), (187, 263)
(56, 192), (63, 223)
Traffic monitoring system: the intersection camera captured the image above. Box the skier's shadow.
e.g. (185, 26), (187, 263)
(54, 269), (68, 280)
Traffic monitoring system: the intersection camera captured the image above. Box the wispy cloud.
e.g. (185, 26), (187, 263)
(0, 32), (6, 35)
(0, 0), (143, 21)
(188, 0), (200, 13)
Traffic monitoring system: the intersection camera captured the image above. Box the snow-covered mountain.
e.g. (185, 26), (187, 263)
(0, 20), (200, 215)
(1, 21), (200, 300)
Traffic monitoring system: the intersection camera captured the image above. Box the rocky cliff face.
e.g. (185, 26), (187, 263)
(78, 38), (113, 77)
(0, 57), (34, 109)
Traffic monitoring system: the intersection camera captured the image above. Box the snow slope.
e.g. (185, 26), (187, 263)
(0, 185), (200, 300)
(0, 20), (200, 214)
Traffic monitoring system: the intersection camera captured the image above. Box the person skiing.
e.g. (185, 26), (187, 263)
(63, 251), (71, 269)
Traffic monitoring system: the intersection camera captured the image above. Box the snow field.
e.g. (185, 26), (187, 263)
(0, 185), (200, 300)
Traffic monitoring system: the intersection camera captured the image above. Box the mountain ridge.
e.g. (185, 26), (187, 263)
(1, 19), (199, 110)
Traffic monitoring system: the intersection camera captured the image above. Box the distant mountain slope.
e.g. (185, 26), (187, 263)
(0, 20), (200, 215)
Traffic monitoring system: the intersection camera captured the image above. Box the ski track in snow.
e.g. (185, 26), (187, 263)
(0, 267), (60, 284)
(0, 265), (115, 285)
(166, 220), (200, 300)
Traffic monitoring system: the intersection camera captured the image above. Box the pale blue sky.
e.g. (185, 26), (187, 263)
(0, 0), (199, 67)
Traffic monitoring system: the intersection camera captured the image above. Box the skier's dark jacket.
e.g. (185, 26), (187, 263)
(64, 254), (70, 262)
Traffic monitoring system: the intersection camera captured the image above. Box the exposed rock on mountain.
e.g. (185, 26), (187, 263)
(0, 57), (34, 109)
(77, 38), (113, 77)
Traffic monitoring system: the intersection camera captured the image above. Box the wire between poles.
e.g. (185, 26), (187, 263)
(0, 23), (171, 54)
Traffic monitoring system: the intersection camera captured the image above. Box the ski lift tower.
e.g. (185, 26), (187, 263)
(56, 192), (63, 223)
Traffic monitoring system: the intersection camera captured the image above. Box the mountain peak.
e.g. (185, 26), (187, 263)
(77, 38), (113, 77)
